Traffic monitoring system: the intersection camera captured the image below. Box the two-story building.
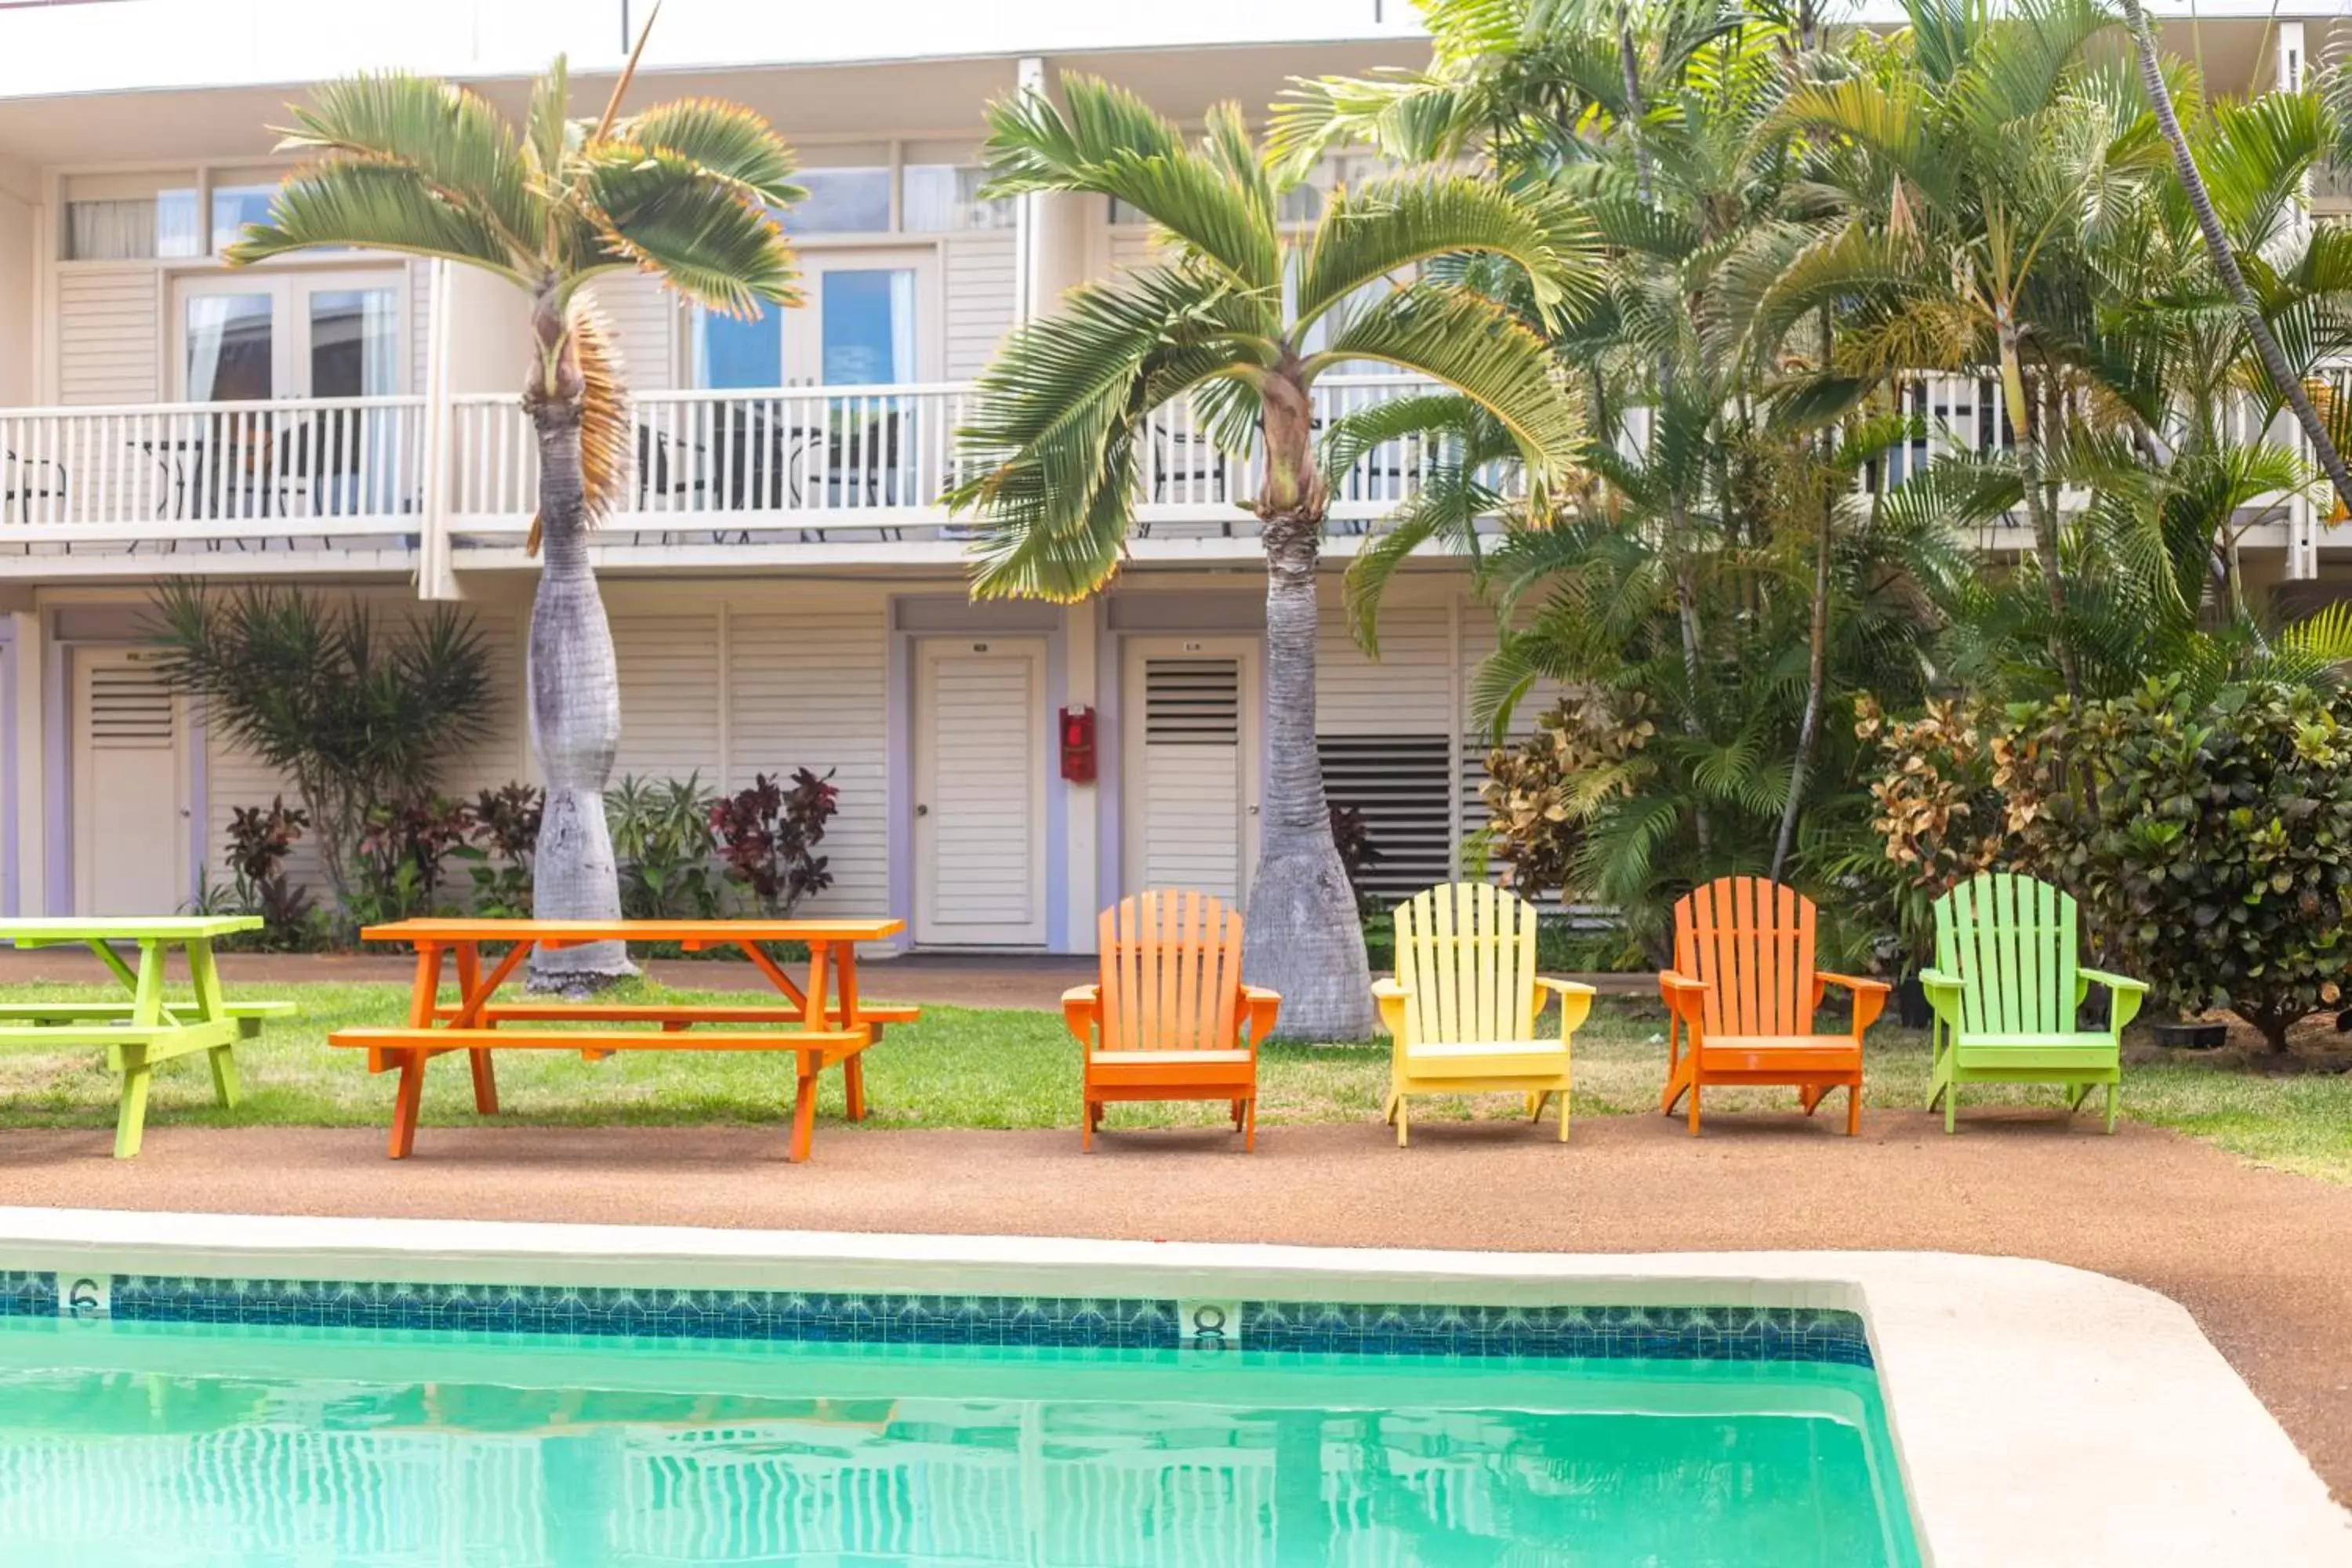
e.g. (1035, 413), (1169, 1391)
(0, 0), (2339, 948)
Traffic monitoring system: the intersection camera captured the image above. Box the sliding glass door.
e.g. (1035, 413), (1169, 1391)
(172, 271), (404, 518)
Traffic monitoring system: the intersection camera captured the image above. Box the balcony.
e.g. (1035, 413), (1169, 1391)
(0, 375), (1448, 583)
(0, 369), (2325, 584)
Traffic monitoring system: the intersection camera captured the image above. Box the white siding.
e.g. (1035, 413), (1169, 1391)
(726, 606), (889, 916)
(943, 231), (1017, 379)
(1316, 593), (1451, 736)
(408, 260), (434, 393)
(589, 272), (677, 390)
(56, 267), (160, 405)
(611, 612), (723, 786)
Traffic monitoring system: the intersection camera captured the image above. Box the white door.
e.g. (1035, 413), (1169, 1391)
(73, 650), (190, 916)
(1121, 637), (1261, 905)
(914, 637), (1048, 946)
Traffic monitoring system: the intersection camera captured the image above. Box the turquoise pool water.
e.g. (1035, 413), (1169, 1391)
(0, 1316), (1919, 1566)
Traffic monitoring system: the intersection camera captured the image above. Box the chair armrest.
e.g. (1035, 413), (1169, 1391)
(1917, 967), (1965, 1027)
(1534, 976), (1595, 1037)
(1817, 972), (1891, 1036)
(1240, 985), (1282, 1048)
(1060, 985), (1101, 1048)
(2076, 968), (2147, 1034)
(1658, 969), (1709, 1023)
(1370, 978), (1410, 1041)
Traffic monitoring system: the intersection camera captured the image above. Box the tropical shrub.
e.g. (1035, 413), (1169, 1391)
(606, 775), (722, 921)
(712, 769), (839, 917)
(145, 581), (492, 923)
(1474, 691), (1655, 909)
(217, 797), (330, 950)
(1850, 697), (2008, 971)
(453, 782), (543, 918)
(353, 791), (474, 925)
(2000, 679), (2352, 1051)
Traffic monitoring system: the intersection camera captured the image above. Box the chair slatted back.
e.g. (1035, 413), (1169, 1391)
(1933, 872), (2077, 1036)
(1096, 891), (1246, 1054)
(1671, 877), (1819, 1037)
(1393, 883), (1540, 1045)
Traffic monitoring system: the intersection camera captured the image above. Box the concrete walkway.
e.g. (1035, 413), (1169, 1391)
(2, 1112), (2347, 1505)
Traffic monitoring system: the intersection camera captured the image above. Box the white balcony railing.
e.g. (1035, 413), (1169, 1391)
(0, 396), (426, 543)
(0, 371), (2323, 575)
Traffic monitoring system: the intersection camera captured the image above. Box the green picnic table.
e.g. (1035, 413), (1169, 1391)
(0, 916), (292, 1158)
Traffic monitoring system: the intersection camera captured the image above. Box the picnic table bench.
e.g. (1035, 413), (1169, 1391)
(0, 916), (291, 1158)
(328, 917), (912, 1162)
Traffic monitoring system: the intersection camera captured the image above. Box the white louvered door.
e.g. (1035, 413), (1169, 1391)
(1121, 637), (1260, 906)
(72, 649), (189, 915)
(913, 637), (1047, 946)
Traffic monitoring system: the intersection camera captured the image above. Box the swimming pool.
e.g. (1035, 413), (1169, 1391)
(0, 1276), (1918, 1567)
(0, 1323), (1915, 1566)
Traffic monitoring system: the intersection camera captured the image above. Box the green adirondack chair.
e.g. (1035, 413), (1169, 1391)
(1923, 873), (2146, 1134)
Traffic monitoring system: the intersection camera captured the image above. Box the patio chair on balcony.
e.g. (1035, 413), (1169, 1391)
(2, 448), (64, 524)
(1145, 421), (1228, 536)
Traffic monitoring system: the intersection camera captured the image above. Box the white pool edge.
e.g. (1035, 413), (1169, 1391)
(0, 1207), (2341, 1567)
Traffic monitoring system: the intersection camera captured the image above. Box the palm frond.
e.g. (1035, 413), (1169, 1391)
(580, 145), (800, 314)
(979, 76), (1280, 292)
(1309, 285), (1584, 489)
(1295, 174), (1599, 329)
(225, 159), (525, 279)
(617, 99), (806, 210)
(269, 71), (540, 252)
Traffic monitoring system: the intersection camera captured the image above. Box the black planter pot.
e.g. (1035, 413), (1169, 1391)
(1894, 975), (1933, 1029)
(2154, 1021), (2227, 1051)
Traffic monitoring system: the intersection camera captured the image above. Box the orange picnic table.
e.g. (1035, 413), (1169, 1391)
(328, 917), (911, 1163)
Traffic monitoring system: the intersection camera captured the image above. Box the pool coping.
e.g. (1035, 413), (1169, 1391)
(0, 1207), (2342, 1567)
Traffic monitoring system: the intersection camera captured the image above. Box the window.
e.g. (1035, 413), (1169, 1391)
(185, 292), (274, 401)
(209, 176), (281, 254)
(696, 303), (785, 390)
(789, 158), (893, 234)
(903, 164), (1014, 231)
(62, 172), (198, 260)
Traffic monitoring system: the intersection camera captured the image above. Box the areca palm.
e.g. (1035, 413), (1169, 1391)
(947, 76), (1593, 1038)
(1766, 0), (2150, 702)
(227, 51), (800, 985)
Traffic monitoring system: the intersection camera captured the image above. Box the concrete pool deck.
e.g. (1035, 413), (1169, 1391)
(0, 1207), (2340, 1566)
(3, 1112), (2351, 1558)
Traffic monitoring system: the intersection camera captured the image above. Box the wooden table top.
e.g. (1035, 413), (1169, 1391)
(0, 916), (263, 945)
(358, 917), (905, 945)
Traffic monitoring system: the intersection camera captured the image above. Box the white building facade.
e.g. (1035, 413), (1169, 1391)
(0, 0), (2341, 946)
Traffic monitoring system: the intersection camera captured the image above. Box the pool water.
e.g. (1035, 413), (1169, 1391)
(0, 1316), (1919, 1566)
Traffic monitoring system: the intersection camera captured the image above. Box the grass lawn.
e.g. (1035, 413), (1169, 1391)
(2, 978), (2348, 1181)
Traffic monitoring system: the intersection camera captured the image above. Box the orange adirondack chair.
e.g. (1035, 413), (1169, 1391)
(1658, 877), (1889, 1136)
(1062, 891), (1281, 1151)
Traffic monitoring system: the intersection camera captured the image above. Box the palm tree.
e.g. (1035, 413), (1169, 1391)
(947, 77), (1593, 1039)
(2119, 0), (2352, 516)
(227, 48), (800, 986)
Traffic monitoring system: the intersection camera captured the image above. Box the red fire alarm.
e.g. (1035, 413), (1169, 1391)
(1059, 706), (1098, 784)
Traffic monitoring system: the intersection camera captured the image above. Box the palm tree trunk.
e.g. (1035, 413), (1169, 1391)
(523, 355), (633, 990)
(1773, 485), (1834, 882)
(1243, 371), (1372, 1041)
(2120, 0), (2352, 517)
(1999, 330), (2080, 700)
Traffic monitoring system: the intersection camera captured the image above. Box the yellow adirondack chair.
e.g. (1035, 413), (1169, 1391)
(1373, 883), (1595, 1146)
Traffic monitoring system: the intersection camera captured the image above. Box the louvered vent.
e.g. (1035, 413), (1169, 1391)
(87, 664), (175, 750)
(1319, 735), (1454, 905)
(1144, 659), (1240, 744)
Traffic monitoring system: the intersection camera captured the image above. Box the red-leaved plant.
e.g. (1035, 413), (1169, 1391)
(710, 768), (840, 916)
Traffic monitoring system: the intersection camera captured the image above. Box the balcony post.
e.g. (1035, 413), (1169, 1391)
(418, 260), (459, 600)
